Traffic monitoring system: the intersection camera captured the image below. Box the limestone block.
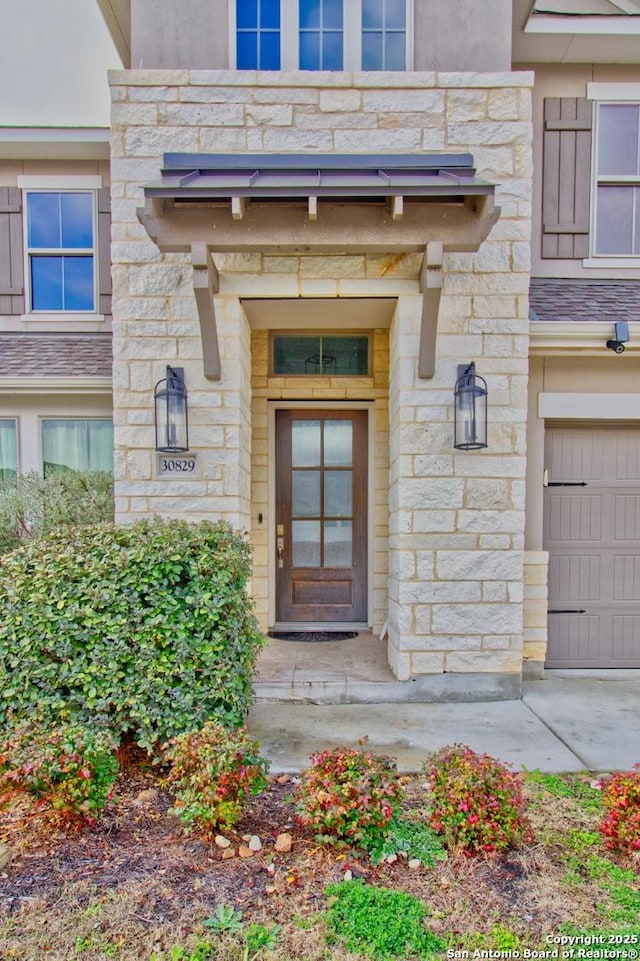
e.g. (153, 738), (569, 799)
(512, 242), (531, 273)
(524, 599), (548, 629)
(413, 455), (454, 477)
(126, 450), (152, 480)
(437, 550), (522, 582)
(474, 243), (511, 273)
(397, 478), (465, 510)
(446, 89), (487, 121)
(412, 511), (456, 533)
(453, 455), (527, 479)
(458, 510), (523, 533)
(478, 534), (516, 551)
(422, 129), (446, 150)
(472, 147), (514, 178)
(246, 104), (293, 126)
(363, 90), (444, 113)
(111, 103), (159, 126)
(447, 121), (530, 146)
(433, 603), (521, 635)
(125, 126), (199, 157)
(198, 129), (248, 151)
(320, 89), (361, 112)
(299, 256), (365, 278)
(481, 635), (512, 650)
(508, 583), (524, 603)
(410, 652), (445, 675)
(487, 89), (520, 121)
(158, 103), (245, 126)
(464, 479), (511, 511)
(253, 86), (319, 104)
(482, 582), (507, 602)
(437, 72), (533, 89)
(261, 128), (333, 150)
(334, 129), (421, 152)
(387, 644), (411, 682)
(127, 409), (154, 426)
(446, 650), (522, 674)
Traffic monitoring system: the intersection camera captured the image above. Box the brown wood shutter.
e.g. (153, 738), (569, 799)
(0, 187), (25, 315)
(542, 97), (593, 259)
(97, 187), (112, 317)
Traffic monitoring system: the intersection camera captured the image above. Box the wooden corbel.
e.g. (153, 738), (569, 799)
(191, 242), (221, 381)
(418, 241), (443, 379)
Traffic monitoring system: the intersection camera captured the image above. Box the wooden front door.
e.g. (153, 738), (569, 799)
(275, 410), (368, 624)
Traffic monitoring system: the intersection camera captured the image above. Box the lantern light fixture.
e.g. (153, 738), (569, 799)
(154, 366), (189, 453)
(454, 361), (488, 451)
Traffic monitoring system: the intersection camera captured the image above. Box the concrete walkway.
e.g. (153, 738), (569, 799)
(248, 670), (640, 774)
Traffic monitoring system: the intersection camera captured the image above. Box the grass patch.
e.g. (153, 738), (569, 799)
(325, 879), (445, 959)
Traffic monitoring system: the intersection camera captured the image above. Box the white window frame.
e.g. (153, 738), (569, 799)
(584, 84), (640, 268)
(17, 175), (102, 316)
(229, 0), (414, 71)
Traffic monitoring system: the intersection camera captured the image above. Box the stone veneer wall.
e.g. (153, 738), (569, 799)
(522, 550), (549, 678)
(109, 68), (533, 683)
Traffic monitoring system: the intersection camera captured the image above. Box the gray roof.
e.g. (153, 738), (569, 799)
(0, 334), (112, 377)
(529, 279), (640, 323)
(144, 152), (494, 202)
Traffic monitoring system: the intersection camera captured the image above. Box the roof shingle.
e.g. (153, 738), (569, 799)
(0, 334), (112, 377)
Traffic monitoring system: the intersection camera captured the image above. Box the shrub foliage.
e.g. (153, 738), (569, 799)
(425, 743), (533, 856)
(597, 764), (640, 855)
(296, 745), (403, 851)
(0, 519), (264, 749)
(0, 722), (118, 824)
(0, 469), (113, 553)
(162, 722), (269, 837)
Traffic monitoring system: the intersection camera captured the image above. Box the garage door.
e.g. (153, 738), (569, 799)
(544, 426), (640, 668)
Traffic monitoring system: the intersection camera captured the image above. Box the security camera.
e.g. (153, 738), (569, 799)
(606, 321), (629, 354)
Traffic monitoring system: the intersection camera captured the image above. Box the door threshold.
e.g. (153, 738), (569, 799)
(271, 621), (369, 632)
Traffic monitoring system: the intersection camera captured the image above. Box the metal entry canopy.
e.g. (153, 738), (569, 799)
(143, 152), (495, 203)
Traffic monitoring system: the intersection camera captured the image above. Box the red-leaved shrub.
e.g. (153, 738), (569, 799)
(296, 745), (403, 850)
(0, 722), (118, 825)
(425, 744), (533, 856)
(162, 722), (269, 837)
(597, 764), (640, 856)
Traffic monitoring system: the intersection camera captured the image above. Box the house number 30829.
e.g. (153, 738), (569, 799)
(156, 454), (198, 477)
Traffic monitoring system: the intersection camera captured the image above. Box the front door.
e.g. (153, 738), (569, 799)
(275, 409), (367, 624)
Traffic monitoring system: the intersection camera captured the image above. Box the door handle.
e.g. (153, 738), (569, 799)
(277, 536), (284, 568)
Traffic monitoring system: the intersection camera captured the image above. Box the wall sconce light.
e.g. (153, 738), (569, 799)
(454, 362), (488, 450)
(154, 366), (189, 452)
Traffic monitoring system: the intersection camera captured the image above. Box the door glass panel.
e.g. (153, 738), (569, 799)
(292, 420), (321, 466)
(325, 470), (352, 517)
(292, 470), (320, 516)
(324, 419), (352, 466)
(292, 520), (321, 566)
(324, 521), (352, 567)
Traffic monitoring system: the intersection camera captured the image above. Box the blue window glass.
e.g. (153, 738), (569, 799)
(31, 255), (94, 312)
(362, 0), (405, 70)
(300, 0), (343, 70)
(27, 191), (95, 312)
(236, 0), (280, 68)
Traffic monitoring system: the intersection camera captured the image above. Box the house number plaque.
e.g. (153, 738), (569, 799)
(155, 453), (198, 478)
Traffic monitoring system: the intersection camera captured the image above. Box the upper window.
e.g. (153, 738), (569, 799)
(234, 0), (410, 71)
(594, 103), (640, 257)
(26, 191), (96, 311)
(0, 420), (18, 487)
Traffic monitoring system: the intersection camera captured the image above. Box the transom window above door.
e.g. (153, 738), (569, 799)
(232, 0), (411, 71)
(272, 334), (370, 375)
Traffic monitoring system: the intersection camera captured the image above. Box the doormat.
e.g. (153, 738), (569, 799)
(268, 631), (358, 642)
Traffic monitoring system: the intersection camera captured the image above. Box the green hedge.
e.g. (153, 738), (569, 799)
(0, 519), (264, 750)
(0, 470), (114, 553)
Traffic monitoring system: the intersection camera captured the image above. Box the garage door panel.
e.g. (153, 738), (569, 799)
(614, 494), (640, 540)
(545, 494), (602, 543)
(612, 615), (640, 664)
(547, 430), (605, 482)
(544, 426), (640, 668)
(547, 613), (600, 667)
(548, 553), (601, 603)
(613, 555), (640, 601)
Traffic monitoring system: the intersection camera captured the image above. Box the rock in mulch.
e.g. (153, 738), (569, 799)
(274, 832), (292, 853)
(215, 835), (231, 849)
